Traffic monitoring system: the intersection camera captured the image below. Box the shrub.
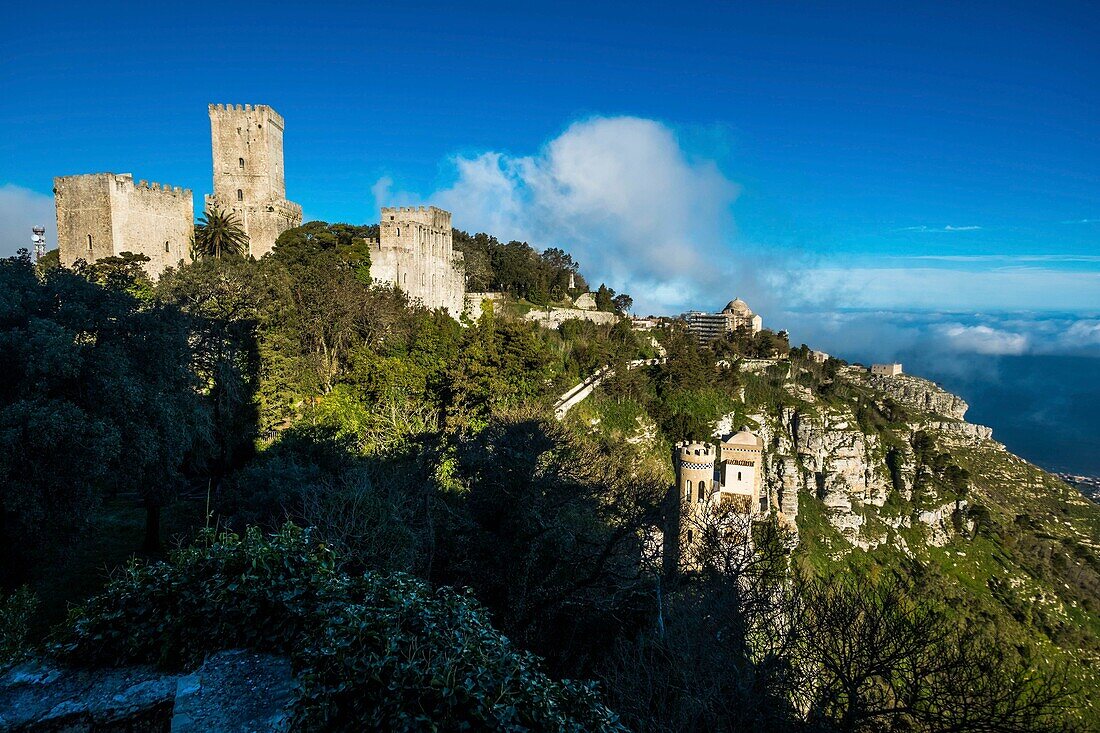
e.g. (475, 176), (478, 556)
(0, 586), (38, 670)
(55, 524), (625, 731)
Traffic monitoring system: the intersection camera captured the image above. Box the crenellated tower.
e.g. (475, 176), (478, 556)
(205, 103), (302, 257)
(54, 172), (193, 279)
(371, 205), (466, 316)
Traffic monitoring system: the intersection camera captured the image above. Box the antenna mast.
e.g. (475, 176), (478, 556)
(31, 226), (46, 263)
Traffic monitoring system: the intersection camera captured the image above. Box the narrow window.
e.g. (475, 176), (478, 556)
(164, 241), (170, 253)
(687, 530), (693, 544)
(685, 480), (692, 499)
(396, 227), (400, 236)
(737, 471), (742, 481)
(698, 481), (706, 501)
(237, 189), (243, 201)
(87, 234), (93, 251)
(239, 157), (245, 169)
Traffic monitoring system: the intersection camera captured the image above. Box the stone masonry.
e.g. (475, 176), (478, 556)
(371, 206), (466, 316)
(205, 104), (302, 258)
(54, 173), (193, 279)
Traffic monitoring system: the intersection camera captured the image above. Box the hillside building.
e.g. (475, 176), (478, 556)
(871, 363), (903, 377)
(205, 104), (302, 257)
(686, 298), (763, 343)
(54, 173), (193, 279)
(370, 206), (466, 316)
(670, 428), (766, 572)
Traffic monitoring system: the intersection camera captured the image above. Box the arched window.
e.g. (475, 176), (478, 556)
(87, 234), (93, 251)
(737, 471), (742, 482)
(396, 227), (401, 237)
(237, 189), (243, 201)
(238, 157), (245, 169)
(684, 480), (692, 499)
(164, 241), (170, 253)
(698, 481), (706, 501)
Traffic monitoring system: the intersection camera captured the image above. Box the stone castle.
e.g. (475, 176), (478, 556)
(369, 205), (466, 316)
(53, 104), (471, 315)
(670, 428), (765, 570)
(55, 103), (303, 278)
(54, 173), (193, 277)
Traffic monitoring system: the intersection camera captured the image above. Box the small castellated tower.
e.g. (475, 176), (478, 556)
(372, 205), (466, 316)
(669, 429), (766, 573)
(205, 104), (302, 257)
(54, 172), (193, 279)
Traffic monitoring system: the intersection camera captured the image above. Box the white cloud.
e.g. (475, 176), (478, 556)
(936, 323), (1029, 355)
(378, 116), (746, 313)
(896, 224), (982, 233)
(0, 184), (55, 258)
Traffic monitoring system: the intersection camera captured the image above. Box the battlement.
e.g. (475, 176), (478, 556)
(676, 441), (716, 462)
(208, 103), (285, 126)
(380, 205), (452, 229)
(55, 172), (191, 198)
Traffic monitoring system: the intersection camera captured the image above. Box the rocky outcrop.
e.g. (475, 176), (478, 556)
(0, 663), (175, 732)
(923, 420), (994, 442)
(0, 650), (294, 733)
(714, 366), (997, 551)
(862, 373), (969, 420)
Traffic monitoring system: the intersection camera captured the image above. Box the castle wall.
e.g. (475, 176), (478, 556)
(55, 173), (193, 279)
(206, 104), (302, 258)
(374, 206), (466, 316)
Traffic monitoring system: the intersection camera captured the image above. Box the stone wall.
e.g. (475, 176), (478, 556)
(206, 103), (302, 258)
(464, 292), (505, 321)
(55, 173), (193, 279)
(373, 206), (466, 316)
(525, 307), (619, 329)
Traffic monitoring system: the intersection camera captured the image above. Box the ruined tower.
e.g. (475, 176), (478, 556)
(371, 205), (466, 316)
(205, 104), (302, 257)
(54, 173), (193, 279)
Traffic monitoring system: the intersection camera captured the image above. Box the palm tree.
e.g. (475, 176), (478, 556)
(194, 206), (248, 259)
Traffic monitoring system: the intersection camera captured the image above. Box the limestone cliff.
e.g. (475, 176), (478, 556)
(716, 366), (1002, 551)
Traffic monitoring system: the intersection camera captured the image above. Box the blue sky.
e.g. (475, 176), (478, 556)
(2, 1), (1098, 324)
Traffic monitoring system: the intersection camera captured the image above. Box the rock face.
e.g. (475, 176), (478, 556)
(0, 650), (294, 733)
(0, 662), (176, 732)
(171, 651), (293, 733)
(717, 368), (996, 551)
(862, 372), (970, 421)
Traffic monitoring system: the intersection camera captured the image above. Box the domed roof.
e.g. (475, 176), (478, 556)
(722, 298), (752, 315)
(723, 427), (763, 448)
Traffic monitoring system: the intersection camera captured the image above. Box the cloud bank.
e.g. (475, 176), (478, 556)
(378, 116), (757, 314)
(0, 184), (55, 258)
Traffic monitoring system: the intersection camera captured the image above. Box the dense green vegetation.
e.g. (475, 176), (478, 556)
(0, 227), (1094, 731)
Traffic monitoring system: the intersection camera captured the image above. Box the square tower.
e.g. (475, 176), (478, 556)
(372, 206), (466, 316)
(54, 172), (193, 279)
(205, 104), (302, 258)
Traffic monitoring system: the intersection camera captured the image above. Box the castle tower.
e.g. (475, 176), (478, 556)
(668, 441), (717, 573)
(54, 172), (193, 279)
(372, 205), (466, 316)
(205, 104), (302, 258)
